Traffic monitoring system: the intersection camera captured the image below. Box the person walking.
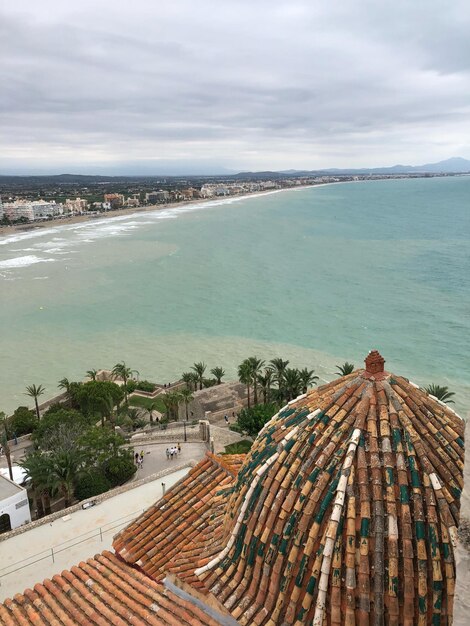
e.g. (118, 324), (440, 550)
(224, 415), (229, 424)
(177, 443), (181, 453)
(135, 452), (139, 465)
(166, 448), (170, 460)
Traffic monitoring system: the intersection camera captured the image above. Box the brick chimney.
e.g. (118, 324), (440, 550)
(364, 350), (385, 375)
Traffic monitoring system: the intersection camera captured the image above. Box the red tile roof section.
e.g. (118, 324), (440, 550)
(0, 550), (220, 625)
(196, 366), (464, 625)
(113, 452), (244, 587)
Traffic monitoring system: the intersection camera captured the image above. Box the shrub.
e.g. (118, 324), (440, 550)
(103, 452), (136, 487)
(126, 380), (137, 393)
(135, 380), (155, 392)
(237, 403), (279, 437)
(229, 423), (243, 434)
(10, 406), (37, 437)
(75, 471), (111, 501)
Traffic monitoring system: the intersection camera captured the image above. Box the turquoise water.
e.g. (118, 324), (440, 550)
(0, 177), (469, 416)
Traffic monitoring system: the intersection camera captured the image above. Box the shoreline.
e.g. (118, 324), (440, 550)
(0, 182), (336, 239)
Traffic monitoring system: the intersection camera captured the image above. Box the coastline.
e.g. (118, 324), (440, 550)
(0, 183), (334, 239)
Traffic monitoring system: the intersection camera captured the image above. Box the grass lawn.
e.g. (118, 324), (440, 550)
(128, 394), (166, 413)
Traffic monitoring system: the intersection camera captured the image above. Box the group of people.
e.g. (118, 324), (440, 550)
(166, 444), (181, 460)
(135, 450), (145, 469)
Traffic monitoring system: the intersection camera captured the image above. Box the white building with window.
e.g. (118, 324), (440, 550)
(0, 474), (31, 534)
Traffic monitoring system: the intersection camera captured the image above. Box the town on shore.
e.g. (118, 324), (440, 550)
(0, 170), (456, 228)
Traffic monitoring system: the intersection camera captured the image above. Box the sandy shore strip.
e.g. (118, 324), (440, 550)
(0, 182), (340, 239)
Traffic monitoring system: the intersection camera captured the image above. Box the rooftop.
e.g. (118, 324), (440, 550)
(0, 352), (466, 625)
(0, 474), (23, 500)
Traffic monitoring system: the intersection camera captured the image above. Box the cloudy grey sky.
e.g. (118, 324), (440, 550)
(1, 0), (470, 174)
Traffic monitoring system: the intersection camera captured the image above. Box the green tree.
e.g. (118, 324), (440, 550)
(191, 362), (206, 390)
(247, 356), (265, 405)
(237, 403), (278, 437)
(19, 451), (53, 517)
(75, 381), (124, 426)
(48, 449), (84, 508)
(0, 412), (13, 481)
(298, 368), (319, 394)
(284, 368), (302, 401)
(161, 391), (181, 421)
(112, 362), (139, 405)
(182, 372), (196, 390)
(10, 406), (37, 436)
(238, 360), (252, 408)
(25, 384), (46, 420)
(424, 384), (455, 404)
(33, 408), (88, 445)
(336, 362), (355, 376)
(269, 358), (290, 402)
(86, 369), (98, 381)
(210, 366), (225, 385)
(257, 369), (273, 404)
(180, 388), (194, 421)
(58, 378), (70, 392)
(146, 401), (160, 424)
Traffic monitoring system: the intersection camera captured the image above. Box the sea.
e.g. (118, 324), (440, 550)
(0, 176), (469, 417)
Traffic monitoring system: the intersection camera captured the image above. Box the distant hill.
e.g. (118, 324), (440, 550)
(278, 157), (470, 176)
(1, 158), (469, 185)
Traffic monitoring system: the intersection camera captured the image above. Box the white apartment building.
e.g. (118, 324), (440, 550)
(3, 200), (62, 222)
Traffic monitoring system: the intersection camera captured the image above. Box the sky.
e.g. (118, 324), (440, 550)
(1, 0), (470, 175)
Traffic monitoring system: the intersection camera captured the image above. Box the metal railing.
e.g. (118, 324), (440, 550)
(0, 508), (145, 586)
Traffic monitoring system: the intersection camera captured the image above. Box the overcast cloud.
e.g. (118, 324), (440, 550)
(1, 0), (470, 174)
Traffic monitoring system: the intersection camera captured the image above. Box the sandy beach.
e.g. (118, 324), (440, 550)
(0, 184), (326, 239)
(0, 198), (212, 238)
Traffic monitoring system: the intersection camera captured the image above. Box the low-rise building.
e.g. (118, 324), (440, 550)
(145, 190), (169, 204)
(103, 193), (124, 209)
(64, 197), (88, 215)
(0, 474), (31, 534)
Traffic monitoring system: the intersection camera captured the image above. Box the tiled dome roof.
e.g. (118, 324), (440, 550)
(196, 352), (465, 625)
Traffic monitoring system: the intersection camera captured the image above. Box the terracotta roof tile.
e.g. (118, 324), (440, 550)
(113, 452), (244, 586)
(194, 358), (464, 625)
(0, 551), (219, 625)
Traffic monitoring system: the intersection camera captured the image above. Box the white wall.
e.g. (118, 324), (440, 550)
(0, 483), (31, 531)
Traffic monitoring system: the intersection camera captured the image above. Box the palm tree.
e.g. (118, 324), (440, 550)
(191, 362), (206, 390)
(247, 356), (265, 405)
(284, 368), (302, 401)
(0, 412), (13, 482)
(257, 369), (273, 404)
(86, 369), (98, 381)
(146, 401), (160, 424)
(298, 368), (319, 394)
(425, 384), (455, 404)
(210, 366), (225, 385)
(25, 384), (46, 420)
(112, 362), (139, 405)
(336, 362), (355, 376)
(19, 452), (53, 517)
(48, 449), (83, 509)
(58, 378), (70, 392)
(180, 388), (194, 421)
(162, 391), (182, 421)
(182, 372), (196, 390)
(269, 358), (290, 402)
(238, 360), (252, 408)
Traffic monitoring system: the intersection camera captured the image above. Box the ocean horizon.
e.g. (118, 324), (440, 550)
(0, 176), (469, 417)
